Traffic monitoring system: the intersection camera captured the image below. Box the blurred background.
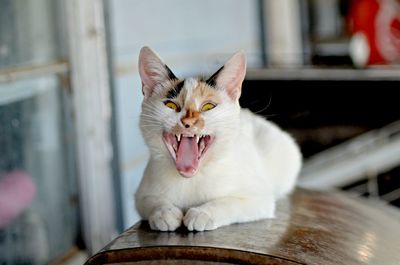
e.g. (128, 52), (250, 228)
(1, 0), (400, 263)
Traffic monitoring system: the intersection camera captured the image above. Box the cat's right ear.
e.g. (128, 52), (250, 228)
(138, 47), (177, 97)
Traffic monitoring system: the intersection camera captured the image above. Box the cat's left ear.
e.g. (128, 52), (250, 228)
(206, 51), (246, 101)
(138, 46), (177, 97)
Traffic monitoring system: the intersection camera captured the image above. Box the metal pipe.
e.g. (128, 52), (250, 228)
(0, 60), (69, 83)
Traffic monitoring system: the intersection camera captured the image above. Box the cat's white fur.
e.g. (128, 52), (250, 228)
(135, 47), (302, 231)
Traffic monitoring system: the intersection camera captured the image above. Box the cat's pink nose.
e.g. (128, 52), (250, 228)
(181, 118), (195, 128)
(181, 109), (200, 128)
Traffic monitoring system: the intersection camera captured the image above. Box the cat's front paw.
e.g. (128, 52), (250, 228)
(148, 206), (183, 231)
(183, 208), (217, 231)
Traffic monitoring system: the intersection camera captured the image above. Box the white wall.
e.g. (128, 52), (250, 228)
(108, 0), (262, 228)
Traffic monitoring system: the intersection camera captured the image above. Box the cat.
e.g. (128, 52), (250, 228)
(135, 47), (302, 232)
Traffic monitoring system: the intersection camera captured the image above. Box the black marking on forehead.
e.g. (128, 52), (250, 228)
(165, 64), (177, 80)
(166, 79), (185, 99)
(206, 65), (224, 87)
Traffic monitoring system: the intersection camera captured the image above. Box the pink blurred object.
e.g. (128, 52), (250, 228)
(0, 170), (36, 228)
(348, 0), (400, 67)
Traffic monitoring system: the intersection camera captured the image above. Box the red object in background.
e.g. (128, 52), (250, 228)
(0, 170), (36, 228)
(348, 0), (400, 66)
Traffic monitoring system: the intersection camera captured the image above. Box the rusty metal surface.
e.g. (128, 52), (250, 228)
(86, 188), (400, 264)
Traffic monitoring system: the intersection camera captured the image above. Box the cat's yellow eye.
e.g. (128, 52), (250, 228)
(164, 101), (180, 112)
(201, 102), (216, 112)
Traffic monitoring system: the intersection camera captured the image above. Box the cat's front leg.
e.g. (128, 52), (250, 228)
(183, 196), (275, 231)
(149, 205), (183, 231)
(136, 195), (183, 231)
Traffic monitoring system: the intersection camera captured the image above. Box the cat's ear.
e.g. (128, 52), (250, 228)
(138, 46), (177, 97)
(206, 51), (246, 101)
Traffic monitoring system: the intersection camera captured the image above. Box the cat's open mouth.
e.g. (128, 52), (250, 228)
(162, 132), (215, 177)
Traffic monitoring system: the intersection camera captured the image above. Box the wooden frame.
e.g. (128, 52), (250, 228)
(63, 0), (117, 254)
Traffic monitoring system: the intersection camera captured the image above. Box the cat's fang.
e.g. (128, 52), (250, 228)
(176, 134), (181, 142)
(196, 135), (200, 143)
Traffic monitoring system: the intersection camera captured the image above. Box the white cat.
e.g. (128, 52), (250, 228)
(135, 47), (302, 232)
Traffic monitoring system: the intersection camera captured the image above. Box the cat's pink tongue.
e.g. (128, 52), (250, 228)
(176, 136), (199, 177)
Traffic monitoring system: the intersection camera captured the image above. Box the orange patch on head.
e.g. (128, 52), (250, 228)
(194, 81), (222, 102)
(185, 81), (221, 108)
(164, 79), (221, 130)
(179, 81), (221, 130)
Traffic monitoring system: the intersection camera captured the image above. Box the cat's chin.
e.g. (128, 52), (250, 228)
(162, 132), (215, 178)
